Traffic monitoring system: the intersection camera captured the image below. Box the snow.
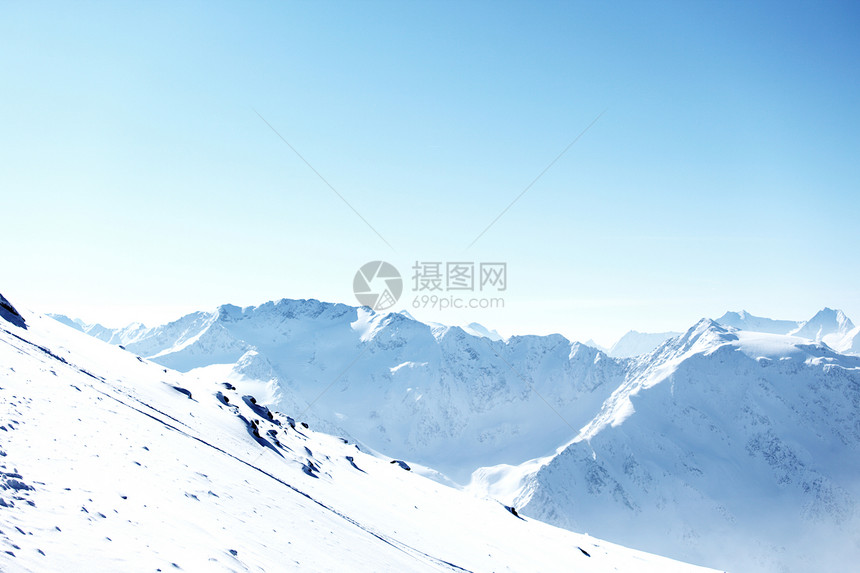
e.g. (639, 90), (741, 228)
(789, 307), (854, 342)
(718, 307), (858, 355)
(838, 325), (860, 355)
(53, 300), (625, 482)
(470, 319), (860, 573)
(389, 361), (427, 373)
(0, 299), (714, 573)
(44, 299), (860, 572)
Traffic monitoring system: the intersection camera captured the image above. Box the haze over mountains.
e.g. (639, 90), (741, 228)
(44, 300), (860, 572)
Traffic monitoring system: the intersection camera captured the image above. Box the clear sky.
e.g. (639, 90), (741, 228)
(2, 1), (858, 346)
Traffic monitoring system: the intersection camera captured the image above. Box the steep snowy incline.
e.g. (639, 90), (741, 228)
(473, 320), (860, 573)
(68, 299), (626, 482)
(0, 299), (716, 573)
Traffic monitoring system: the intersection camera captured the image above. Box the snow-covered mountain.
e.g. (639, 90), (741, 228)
(610, 307), (859, 360)
(48, 313), (150, 347)
(607, 330), (681, 358)
(0, 295), (714, 572)
(49, 299), (860, 571)
(53, 300), (626, 482)
(717, 308), (858, 355)
(789, 307), (855, 349)
(471, 319), (860, 573)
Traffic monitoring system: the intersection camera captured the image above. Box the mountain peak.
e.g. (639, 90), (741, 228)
(656, 318), (736, 358)
(687, 317), (731, 340)
(216, 303), (243, 320)
(810, 307), (851, 324)
(790, 307), (855, 342)
(582, 338), (609, 353)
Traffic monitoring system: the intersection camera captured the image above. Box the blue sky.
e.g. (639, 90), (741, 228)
(2, 1), (858, 344)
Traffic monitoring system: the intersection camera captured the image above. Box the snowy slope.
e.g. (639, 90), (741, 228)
(46, 298), (860, 571)
(607, 330), (680, 358)
(57, 300), (626, 482)
(471, 320), (860, 573)
(0, 297), (715, 573)
(838, 325), (860, 355)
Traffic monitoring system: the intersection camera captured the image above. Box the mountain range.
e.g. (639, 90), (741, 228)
(2, 294), (714, 572)
(45, 300), (860, 572)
